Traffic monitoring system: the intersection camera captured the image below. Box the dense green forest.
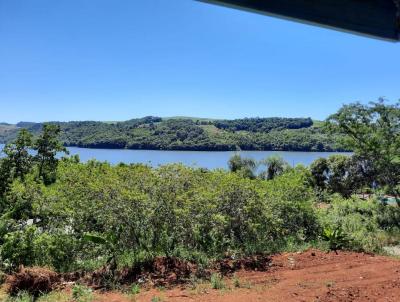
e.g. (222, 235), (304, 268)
(0, 116), (345, 151)
(0, 101), (399, 301)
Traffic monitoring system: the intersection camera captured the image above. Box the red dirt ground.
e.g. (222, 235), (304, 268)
(93, 249), (400, 302)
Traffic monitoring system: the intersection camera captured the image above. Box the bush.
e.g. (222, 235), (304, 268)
(71, 284), (93, 302)
(210, 273), (225, 289)
(322, 227), (348, 251)
(319, 197), (399, 252)
(5, 291), (34, 302)
(263, 167), (320, 241)
(0, 225), (78, 273)
(129, 283), (140, 295)
(0, 161), (323, 272)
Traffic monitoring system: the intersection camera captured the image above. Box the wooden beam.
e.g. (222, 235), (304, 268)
(199, 0), (400, 41)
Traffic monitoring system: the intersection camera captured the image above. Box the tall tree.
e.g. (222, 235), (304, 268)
(34, 124), (68, 184)
(260, 155), (290, 180)
(0, 130), (34, 206)
(228, 154), (257, 179)
(310, 155), (371, 198)
(310, 157), (329, 191)
(2, 129), (33, 180)
(326, 99), (400, 201)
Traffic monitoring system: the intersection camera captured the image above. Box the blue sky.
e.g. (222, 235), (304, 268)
(0, 0), (399, 123)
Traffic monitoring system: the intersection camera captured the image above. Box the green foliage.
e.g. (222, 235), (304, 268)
(1, 225), (38, 270)
(1, 116), (343, 152)
(5, 291), (34, 302)
(129, 283), (141, 295)
(232, 274), (241, 288)
(83, 232), (120, 273)
(319, 197), (400, 252)
(262, 167), (320, 243)
(0, 130), (34, 202)
(228, 154), (257, 179)
(210, 273), (225, 289)
(36, 291), (70, 302)
(322, 227), (347, 251)
(2, 129), (33, 180)
(326, 99), (400, 199)
(34, 124), (68, 184)
(0, 222), (77, 272)
(0, 158), (320, 272)
(228, 154), (291, 181)
(0, 158), (13, 202)
(0, 126), (73, 272)
(310, 155), (369, 198)
(4, 291), (71, 302)
(260, 155), (290, 180)
(72, 284), (93, 302)
(214, 117), (313, 132)
(0, 125), (66, 206)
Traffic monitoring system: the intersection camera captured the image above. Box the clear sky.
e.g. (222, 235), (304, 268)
(0, 0), (399, 123)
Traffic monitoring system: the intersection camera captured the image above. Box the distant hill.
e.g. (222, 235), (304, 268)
(0, 123), (18, 140)
(163, 116), (218, 122)
(0, 116), (345, 151)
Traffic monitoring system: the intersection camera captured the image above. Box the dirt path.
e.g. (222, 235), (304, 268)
(94, 250), (400, 302)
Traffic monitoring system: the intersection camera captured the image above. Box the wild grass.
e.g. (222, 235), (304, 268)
(1, 290), (71, 302)
(72, 284), (93, 302)
(210, 273), (225, 290)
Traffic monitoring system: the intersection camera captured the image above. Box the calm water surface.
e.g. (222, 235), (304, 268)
(0, 144), (350, 169)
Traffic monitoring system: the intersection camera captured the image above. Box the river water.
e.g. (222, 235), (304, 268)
(0, 144), (350, 169)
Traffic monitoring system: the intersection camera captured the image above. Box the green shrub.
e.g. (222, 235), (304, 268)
(232, 274), (241, 288)
(0, 162), (325, 272)
(322, 227), (348, 251)
(129, 283), (140, 295)
(5, 291), (33, 302)
(319, 196), (399, 252)
(210, 273), (225, 289)
(72, 284), (93, 302)
(36, 291), (70, 302)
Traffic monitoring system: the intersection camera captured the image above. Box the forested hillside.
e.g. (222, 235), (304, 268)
(0, 116), (344, 151)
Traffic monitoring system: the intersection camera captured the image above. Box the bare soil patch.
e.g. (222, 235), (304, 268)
(4, 250), (400, 301)
(94, 249), (400, 302)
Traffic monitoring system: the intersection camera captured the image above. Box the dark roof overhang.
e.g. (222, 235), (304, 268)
(198, 0), (400, 42)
